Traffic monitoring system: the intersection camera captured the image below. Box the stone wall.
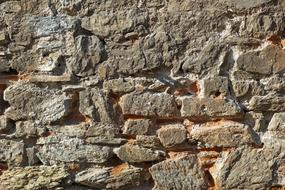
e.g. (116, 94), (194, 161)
(0, 0), (285, 189)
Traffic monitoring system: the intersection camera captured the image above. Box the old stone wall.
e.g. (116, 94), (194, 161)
(0, 0), (285, 189)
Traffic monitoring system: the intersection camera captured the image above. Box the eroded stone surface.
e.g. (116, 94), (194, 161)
(149, 155), (208, 190)
(4, 82), (71, 124)
(157, 124), (187, 148)
(211, 147), (274, 189)
(114, 143), (165, 163)
(1, 0), (285, 189)
(236, 45), (285, 75)
(190, 121), (260, 148)
(36, 135), (113, 165)
(123, 119), (153, 136)
(180, 97), (243, 119)
(0, 166), (69, 190)
(75, 164), (143, 189)
(248, 94), (285, 111)
(120, 92), (180, 118)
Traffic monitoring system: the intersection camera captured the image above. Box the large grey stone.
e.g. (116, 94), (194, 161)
(157, 124), (187, 148)
(75, 164), (143, 189)
(120, 92), (180, 118)
(15, 121), (46, 138)
(236, 45), (285, 75)
(190, 121), (260, 148)
(248, 94), (285, 111)
(201, 76), (229, 98)
(182, 44), (226, 77)
(79, 88), (115, 123)
(36, 135), (113, 165)
(69, 35), (106, 77)
(267, 112), (285, 137)
(4, 82), (71, 124)
(122, 119), (153, 136)
(211, 147), (274, 189)
(28, 16), (78, 38)
(113, 143), (165, 163)
(0, 166), (69, 190)
(180, 97), (243, 119)
(149, 155), (208, 190)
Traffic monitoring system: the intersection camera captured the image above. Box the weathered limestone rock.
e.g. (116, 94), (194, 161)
(28, 16), (78, 38)
(75, 164), (143, 189)
(0, 166), (69, 190)
(15, 121), (46, 138)
(122, 119), (153, 136)
(248, 94), (285, 111)
(85, 123), (126, 145)
(69, 35), (106, 77)
(26, 147), (40, 166)
(120, 92), (180, 118)
(244, 111), (267, 132)
(190, 121), (260, 148)
(103, 77), (167, 94)
(211, 147), (274, 189)
(149, 155), (208, 190)
(79, 88), (114, 123)
(236, 45), (285, 76)
(262, 76), (285, 92)
(232, 80), (265, 98)
(103, 78), (136, 94)
(81, 8), (149, 38)
(220, 0), (272, 9)
(182, 44), (226, 77)
(201, 76), (229, 98)
(157, 124), (187, 148)
(4, 82), (71, 124)
(267, 112), (285, 137)
(114, 143), (165, 163)
(46, 122), (125, 145)
(0, 139), (24, 167)
(47, 123), (89, 138)
(180, 97), (243, 119)
(36, 135), (113, 165)
(136, 135), (162, 149)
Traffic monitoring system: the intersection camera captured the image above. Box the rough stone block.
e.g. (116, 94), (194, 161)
(4, 82), (71, 124)
(122, 119), (153, 136)
(190, 121), (261, 148)
(75, 164), (142, 189)
(180, 97), (243, 119)
(120, 92), (180, 118)
(157, 124), (187, 148)
(113, 143), (165, 163)
(149, 155), (208, 190)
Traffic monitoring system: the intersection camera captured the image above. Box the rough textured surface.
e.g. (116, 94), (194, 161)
(149, 155), (208, 190)
(211, 147), (274, 189)
(75, 163), (143, 189)
(0, 166), (69, 190)
(0, 0), (285, 189)
(190, 121), (261, 148)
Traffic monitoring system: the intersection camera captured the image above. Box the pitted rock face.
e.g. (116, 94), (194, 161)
(0, 166), (69, 189)
(120, 92), (180, 118)
(149, 155), (209, 190)
(3, 82), (71, 124)
(0, 0), (285, 189)
(211, 147), (274, 189)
